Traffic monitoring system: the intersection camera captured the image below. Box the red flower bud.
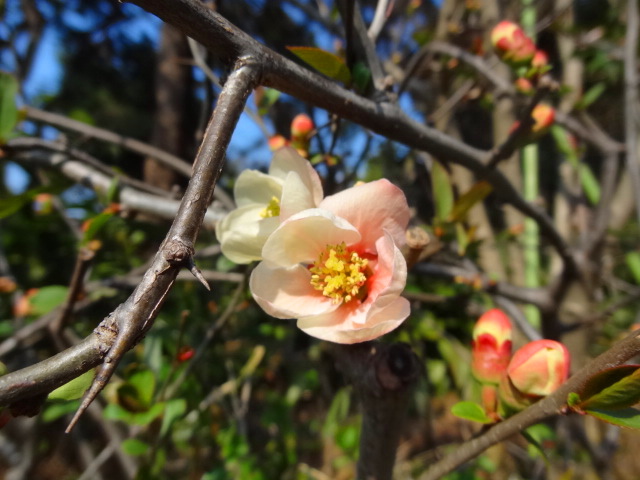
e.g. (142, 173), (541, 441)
(507, 339), (570, 397)
(176, 346), (195, 363)
(471, 309), (513, 385)
(491, 21), (536, 66)
(268, 135), (289, 151)
(531, 50), (548, 69)
(531, 104), (555, 134)
(515, 77), (534, 95)
(290, 114), (314, 139)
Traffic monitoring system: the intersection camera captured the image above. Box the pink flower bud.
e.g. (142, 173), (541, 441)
(531, 50), (548, 69)
(490, 21), (536, 65)
(471, 309), (513, 385)
(267, 135), (289, 151)
(531, 104), (555, 134)
(507, 339), (570, 397)
(290, 114), (314, 139)
(515, 77), (534, 95)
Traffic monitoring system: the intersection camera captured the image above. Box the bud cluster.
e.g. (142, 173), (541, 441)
(471, 309), (571, 420)
(268, 113), (315, 158)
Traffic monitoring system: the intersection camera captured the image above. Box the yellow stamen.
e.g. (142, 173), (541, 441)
(259, 196), (281, 218)
(309, 242), (369, 303)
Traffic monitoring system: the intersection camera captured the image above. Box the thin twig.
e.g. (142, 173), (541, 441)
(624, 0), (640, 223)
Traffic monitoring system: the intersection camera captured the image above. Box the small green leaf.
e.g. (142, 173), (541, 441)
(451, 401), (493, 424)
(578, 365), (640, 402)
(82, 210), (116, 243)
(626, 252), (640, 285)
(30, 285), (68, 315)
(255, 87), (280, 115)
(449, 181), (493, 222)
(581, 368), (640, 410)
(106, 177), (120, 205)
(352, 61), (371, 94)
(129, 370), (156, 408)
(160, 398), (186, 438)
(551, 125), (577, 160)
(431, 161), (453, 222)
(287, 46), (351, 85)
(585, 407), (640, 429)
(0, 186), (51, 219)
(578, 163), (601, 205)
(576, 82), (607, 110)
(122, 438), (150, 456)
(48, 370), (95, 401)
(521, 424), (553, 462)
(567, 392), (582, 409)
(42, 400), (80, 423)
(0, 72), (19, 142)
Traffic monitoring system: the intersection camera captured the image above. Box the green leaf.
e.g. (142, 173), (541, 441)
(578, 163), (601, 205)
(451, 401), (493, 424)
(30, 285), (68, 315)
(122, 438), (150, 456)
(521, 424), (553, 462)
(576, 82), (607, 110)
(577, 365), (640, 403)
(352, 61), (371, 94)
(449, 181), (493, 222)
(431, 161), (453, 222)
(48, 370), (95, 401)
(255, 87), (280, 115)
(581, 368), (640, 410)
(551, 125), (577, 160)
(82, 210), (116, 243)
(42, 400), (80, 423)
(129, 370), (156, 408)
(626, 252), (640, 285)
(160, 398), (186, 438)
(585, 407), (640, 429)
(0, 72), (19, 142)
(287, 46), (351, 85)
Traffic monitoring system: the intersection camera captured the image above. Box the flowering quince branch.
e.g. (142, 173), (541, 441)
(422, 328), (640, 480)
(0, 60), (261, 430)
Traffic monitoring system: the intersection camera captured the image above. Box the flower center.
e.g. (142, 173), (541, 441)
(309, 242), (369, 303)
(259, 196), (281, 218)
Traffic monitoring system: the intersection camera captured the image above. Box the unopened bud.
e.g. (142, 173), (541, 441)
(491, 21), (536, 66)
(268, 135), (289, 151)
(290, 114), (314, 139)
(471, 309), (513, 385)
(507, 339), (570, 397)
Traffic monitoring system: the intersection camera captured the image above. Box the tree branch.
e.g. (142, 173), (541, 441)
(421, 329), (640, 479)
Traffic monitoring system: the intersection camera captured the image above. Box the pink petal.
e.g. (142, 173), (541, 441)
(319, 179), (410, 251)
(262, 209), (361, 266)
(297, 297), (410, 344)
(250, 262), (339, 318)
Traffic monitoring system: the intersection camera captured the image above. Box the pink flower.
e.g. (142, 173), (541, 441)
(471, 308), (513, 385)
(507, 339), (570, 396)
(249, 179), (410, 344)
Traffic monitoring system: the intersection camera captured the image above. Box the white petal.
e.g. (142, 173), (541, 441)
(216, 205), (279, 263)
(269, 147), (323, 205)
(234, 169), (283, 207)
(262, 209), (361, 266)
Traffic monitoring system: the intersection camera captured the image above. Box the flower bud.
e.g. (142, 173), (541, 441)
(531, 50), (548, 69)
(290, 113), (314, 140)
(507, 339), (570, 397)
(531, 104), (555, 134)
(515, 77), (534, 95)
(471, 308), (513, 385)
(491, 21), (536, 66)
(268, 134), (289, 151)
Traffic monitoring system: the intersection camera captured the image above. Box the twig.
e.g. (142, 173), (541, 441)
(64, 59), (261, 432)
(420, 328), (640, 479)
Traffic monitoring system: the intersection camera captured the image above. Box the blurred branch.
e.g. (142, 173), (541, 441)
(624, 0), (640, 223)
(5, 141), (226, 228)
(421, 329), (640, 479)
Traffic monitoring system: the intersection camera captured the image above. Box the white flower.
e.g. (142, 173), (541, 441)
(216, 147), (323, 263)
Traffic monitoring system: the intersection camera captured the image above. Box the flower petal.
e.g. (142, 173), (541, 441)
(250, 262), (339, 318)
(280, 170), (320, 220)
(269, 147), (323, 206)
(234, 169), (283, 207)
(319, 179), (410, 250)
(297, 297), (410, 344)
(216, 205), (279, 263)
(262, 209), (361, 266)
